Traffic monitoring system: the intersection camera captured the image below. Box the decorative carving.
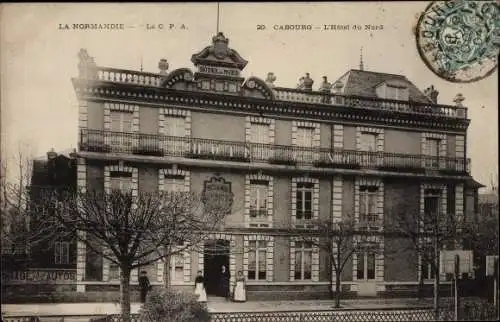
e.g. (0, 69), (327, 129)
(265, 72), (276, 87)
(211, 32), (230, 59)
(319, 76), (332, 92)
(424, 85), (439, 104)
(453, 93), (465, 106)
(202, 176), (234, 215)
(191, 33), (248, 70)
(158, 59), (169, 76)
(77, 48), (97, 79)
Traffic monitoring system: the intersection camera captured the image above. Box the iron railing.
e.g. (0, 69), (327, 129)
(90, 66), (467, 119)
(0, 310), (459, 322)
(80, 129), (470, 174)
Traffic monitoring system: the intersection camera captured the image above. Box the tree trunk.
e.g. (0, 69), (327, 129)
(328, 255), (333, 299)
(120, 266), (132, 322)
(163, 254), (170, 289)
(335, 270), (342, 308)
(434, 240), (440, 319)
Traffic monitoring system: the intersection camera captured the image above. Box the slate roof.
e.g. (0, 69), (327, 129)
(334, 69), (432, 103)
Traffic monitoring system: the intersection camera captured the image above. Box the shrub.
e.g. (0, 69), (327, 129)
(138, 288), (210, 322)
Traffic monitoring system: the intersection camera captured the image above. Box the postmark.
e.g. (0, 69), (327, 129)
(416, 1), (499, 83)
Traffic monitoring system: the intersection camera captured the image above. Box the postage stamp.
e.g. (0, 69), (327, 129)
(415, 1), (499, 83)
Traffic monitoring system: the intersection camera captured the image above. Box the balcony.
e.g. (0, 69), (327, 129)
(79, 129), (470, 174)
(91, 66), (467, 120)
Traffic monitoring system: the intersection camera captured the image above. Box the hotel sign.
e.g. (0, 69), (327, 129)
(198, 64), (240, 77)
(2, 269), (77, 284)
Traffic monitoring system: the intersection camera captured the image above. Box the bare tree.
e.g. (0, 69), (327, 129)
(387, 197), (465, 317)
(0, 144), (39, 258)
(42, 188), (232, 322)
(294, 218), (373, 308)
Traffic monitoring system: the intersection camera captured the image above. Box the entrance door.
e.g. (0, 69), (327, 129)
(357, 251), (377, 296)
(203, 239), (230, 296)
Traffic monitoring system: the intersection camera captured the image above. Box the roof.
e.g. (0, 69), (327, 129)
(465, 177), (486, 189)
(334, 69), (432, 103)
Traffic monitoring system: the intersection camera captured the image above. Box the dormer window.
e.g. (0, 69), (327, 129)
(386, 84), (409, 100)
(375, 81), (409, 101)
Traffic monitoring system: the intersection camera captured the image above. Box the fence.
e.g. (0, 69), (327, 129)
(2, 306), (498, 322)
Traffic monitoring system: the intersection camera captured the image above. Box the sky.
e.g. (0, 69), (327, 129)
(1, 2), (498, 190)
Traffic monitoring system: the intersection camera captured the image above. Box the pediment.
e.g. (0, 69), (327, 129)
(242, 77), (275, 100)
(161, 68), (195, 90)
(191, 32), (248, 70)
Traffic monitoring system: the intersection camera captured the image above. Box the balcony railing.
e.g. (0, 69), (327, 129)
(79, 129), (470, 174)
(90, 66), (467, 120)
(96, 67), (162, 87)
(273, 88), (467, 119)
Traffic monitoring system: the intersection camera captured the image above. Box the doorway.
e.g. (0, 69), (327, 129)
(203, 239), (230, 296)
(357, 250), (377, 296)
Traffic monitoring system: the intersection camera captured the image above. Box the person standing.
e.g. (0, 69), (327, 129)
(232, 270), (247, 302)
(138, 270), (151, 304)
(194, 270), (207, 303)
(219, 265), (230, 300)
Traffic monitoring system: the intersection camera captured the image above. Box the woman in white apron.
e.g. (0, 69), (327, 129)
(194, 270), (207, 302)
(232, 270), (246, 302)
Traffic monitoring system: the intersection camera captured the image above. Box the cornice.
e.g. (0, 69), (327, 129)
(72, 79), (470, 132)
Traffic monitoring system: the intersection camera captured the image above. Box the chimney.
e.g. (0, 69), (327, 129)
(300, 73), (314, 91)
(424, 85), (439, 104)
(319, 76), (332, 92)
(47, 148), (57, 160)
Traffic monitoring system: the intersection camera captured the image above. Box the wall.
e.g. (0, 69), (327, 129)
(447, 135), (456, 158)
(273, 176), (291, 229)
(343, 126), (356, 150)
(189, 169), (245, 229)
(320, 124), (332, 149)
(139, 107), (159, 134)
(273, 236), (290, 282)
(383, 178), (420, 282)
(86, 101), (104, 131)
(384, 130), (421, 154)
(275, 120), (292, 146)
(191, 111), (245, 141)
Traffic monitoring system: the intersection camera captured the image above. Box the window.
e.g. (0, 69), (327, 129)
(294, 241), (312, 280)
(426, 138), (440, 168)
(111, 111), (133, 133)
(248, 240), (267, 280)
(171, 253), (184, 283)
(359, 132), (377, 166)
(201, 81), (210, 90)
(110, 171), (132, 193)
(359, 186), (379, 230)
(109, 262), (120, 281)
(421, 258), (435, 280)
(110, 111), (133, 149)
(54, 241), (70, 265)
(164, 116), (185, 154)
(296, 127), (314, 162)
(296, 183), (313, 220)
(164, 176), (185, 193)
(250, 123), (270, 159)
(386, 85), (407, 100)
(360, 133), (377, 152)
(250, 181), (268, 220)
(357, 251), (376, 280)
(424, 189), (441, 232)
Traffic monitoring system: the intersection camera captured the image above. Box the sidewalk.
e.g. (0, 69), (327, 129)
(2, 297), (449, 317)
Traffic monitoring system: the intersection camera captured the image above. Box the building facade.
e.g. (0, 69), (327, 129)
(72, 33), (477, 300)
